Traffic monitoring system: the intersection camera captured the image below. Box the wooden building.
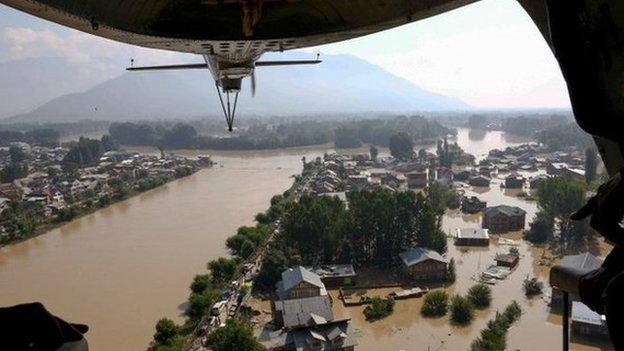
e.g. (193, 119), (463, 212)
(310, 264), (357, 287)
(461, 196), (486, 214)
(399, 247), (448, 281)
(482, 205), (526, 233)
(571, 301), (610, 338)
(455, 228), (490, 246)
(276, 266), (327, 300)
(495, 253), (519, 268)
(468, 175), (491, 187)
(504, 175), (525, 189)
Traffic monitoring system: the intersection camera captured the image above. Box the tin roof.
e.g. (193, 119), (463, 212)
(399, 247), (447, 267)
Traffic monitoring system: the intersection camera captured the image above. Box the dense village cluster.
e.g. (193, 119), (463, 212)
(0, 141), (212, 245)
(236, 139), (605, 351)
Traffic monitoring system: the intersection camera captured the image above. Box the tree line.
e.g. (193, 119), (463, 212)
(63, 135), (115, 167)
(107, 116), (451, 151)
(0, 128), (60, 147)
(255, 187), (449, 290)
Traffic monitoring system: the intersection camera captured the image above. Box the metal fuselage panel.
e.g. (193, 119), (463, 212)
(0, 0), (477, 61)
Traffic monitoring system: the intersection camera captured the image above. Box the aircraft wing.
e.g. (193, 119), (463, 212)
(0, 0), (477, 55)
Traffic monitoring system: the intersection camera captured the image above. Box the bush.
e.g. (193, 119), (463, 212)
(225, 225), (268, 259)
(470, 301), (522, 351)
(421, 290), (449, 317)
(186, 291), (218, 320)
(525, 211), (553, 244)
(190, 274), (211, 294)
(523, 277), (543, 297)
(467, 284), (492, 309)
(205, 319), (265, 351)
(208, 257), (240, 284)
(446, 258), (456, 282)
(450, 295), (475, 325)
(154, 318), (178, 345)
(363, 296), (395, 321)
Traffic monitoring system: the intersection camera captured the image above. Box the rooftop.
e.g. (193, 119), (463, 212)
(267, 319), (357, 351)
(572, 301), (606, 326)
(399, 247), (447, 267)
(560, 253), (603, 271)
(456, 228), (490, 240)
(274, 295), (334, 329)
(276, 266), (326, 299)
(484, 205), (526, 217)
(310, 264), (356, 279)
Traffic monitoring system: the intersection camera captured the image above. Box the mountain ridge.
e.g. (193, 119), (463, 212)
(4, 52), (471, 123)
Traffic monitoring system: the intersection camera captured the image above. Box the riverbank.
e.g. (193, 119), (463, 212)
(0, 150), (317, 351)
(0, 149), (212, 247)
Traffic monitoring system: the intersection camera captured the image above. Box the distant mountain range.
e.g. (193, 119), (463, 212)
(2, 52), (470, 123)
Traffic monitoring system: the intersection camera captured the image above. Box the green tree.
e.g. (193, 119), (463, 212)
(450, 295), (475, 325)
(186, 290), (218, 320)
(446, 258), (456, 282)
(205, 320), (266, 351)
(525, 211), (553, 244)
(9, 146), (27, 163)
(467, 284), (492, 309)
(369, 144), (379, 161)
(190, 274), (211, 294)
(363, 296), (395, 321)
(334, 126), (361, 149)
(389, 132), (414, 161)
(470, 301), (522, 351)
(523, 277), (543, 297)
(585, 147), (598, 184)
(348, 189), (422, 266)
(535, 176), (588, 249)
(0, 163), (28, 182)
(416, 202), (447, 254)
(208, 258), (240, 284)
(240, 240), (255, 259)
(282, 195), (347, 264)
(256, 249), (290, 290)
(154, 318), (179, 345)
(421, 290), (449, 317)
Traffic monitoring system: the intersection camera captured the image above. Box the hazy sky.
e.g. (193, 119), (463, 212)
(0, 0), (571, 109)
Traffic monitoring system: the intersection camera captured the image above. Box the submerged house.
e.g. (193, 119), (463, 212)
(482, 205), (526, 233)
(571, 301), (609, 338)
(504, 174), (525, 189)
(276, 266), (327, 301)
(399, 247), (448, 281)
(406, 170), (429, 189)
(455, 228), (490, 246)
(267, 319), (357, 351)
(461, 196), (487, 214)
(495, 253), (519, 268)
(468, 175), (491, 187)
(310, 264), (357, 287)
(551, 253), (603, 309)
(273, 295), (334, 330)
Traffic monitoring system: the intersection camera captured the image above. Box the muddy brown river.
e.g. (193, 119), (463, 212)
(0, 129), (611, 350)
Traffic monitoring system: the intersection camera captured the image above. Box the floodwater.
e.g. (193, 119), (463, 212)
(0, 149), (319, 351)
(0, 129), (611, 351)
(329, 131), (613, 351)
